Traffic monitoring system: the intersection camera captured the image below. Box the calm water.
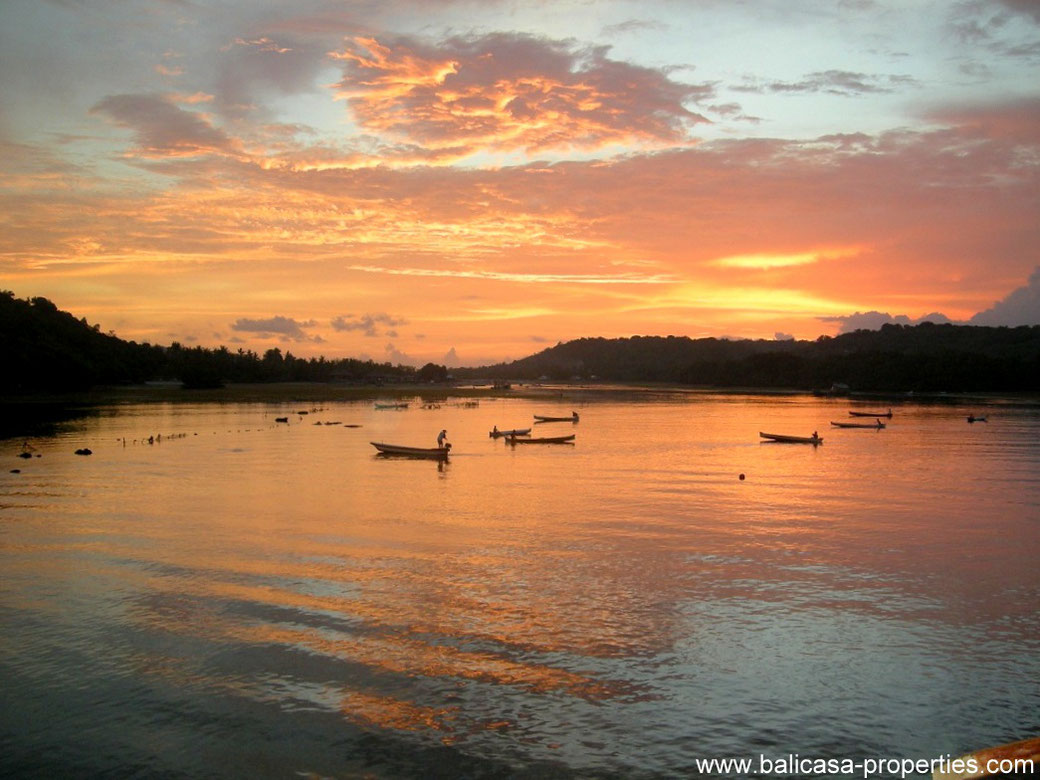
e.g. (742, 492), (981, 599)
(1, 391), (1038, 778)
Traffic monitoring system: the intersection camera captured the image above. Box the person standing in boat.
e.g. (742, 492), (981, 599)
(437, 429), (448, 449)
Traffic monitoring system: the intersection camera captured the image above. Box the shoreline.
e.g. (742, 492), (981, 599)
(4, 380), (1039, 407)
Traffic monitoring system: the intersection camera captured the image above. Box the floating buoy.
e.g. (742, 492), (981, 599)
(739, 473), (745, 480)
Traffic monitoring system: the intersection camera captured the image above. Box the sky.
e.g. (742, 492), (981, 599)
(1, 0), (1038, 367)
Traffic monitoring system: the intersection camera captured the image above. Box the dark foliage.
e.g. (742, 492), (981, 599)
(3, 291), (1038, 394)
(457, 323), (1040, 392)
(0, 292), (424, 394)
(417, 363), (449, 382)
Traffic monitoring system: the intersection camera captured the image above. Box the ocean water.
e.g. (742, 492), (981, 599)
(1, 391), (1038, 778)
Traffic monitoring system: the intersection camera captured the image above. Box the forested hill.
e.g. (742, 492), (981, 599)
(461, 325), (1040, 392)
(3, 291), (1039, 394)
(0, 292), (437, 394)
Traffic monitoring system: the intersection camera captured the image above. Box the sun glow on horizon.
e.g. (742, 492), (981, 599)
(712, 246), (865, 270)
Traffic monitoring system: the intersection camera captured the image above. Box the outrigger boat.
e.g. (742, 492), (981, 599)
(374, 402), (409, 410)
(489, 427), (531, 438)
(371, 442), (450, 459)
(849, 408), (892, 418)
(507, 434), (575, 444)
(830, 420), (885, 429)
(533, 412), (579, 422)
(759, 432), (822, 444)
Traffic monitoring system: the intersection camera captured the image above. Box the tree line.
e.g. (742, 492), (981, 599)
(455, 324), (1040, 392)
(0, 292), (446, 394)
(3, 290), (1039, 394)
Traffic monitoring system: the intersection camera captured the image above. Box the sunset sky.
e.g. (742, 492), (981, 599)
(2, 0), (1038, 366)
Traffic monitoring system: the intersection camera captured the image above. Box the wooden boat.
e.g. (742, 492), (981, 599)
(759, 432), (822, 444)
(507, 434), (575, 444)
(830, 420), (885, 429)
(371, 442), (450, 459)
(932, 734), (1040, 779)
(489, 427), (531, 438)
(849, 408), (892, 418)
(533, 412), (579, 422)
(374, 402), (409, 410)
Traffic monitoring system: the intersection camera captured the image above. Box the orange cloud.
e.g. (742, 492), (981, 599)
(329, 33), (713, 156)
(3, 98), (1037, 358)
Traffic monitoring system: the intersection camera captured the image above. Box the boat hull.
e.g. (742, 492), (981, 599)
(489, 428), (531, 438)
(849, 410), (892, 417)
(371, 442), (450, 459)
(507, 434), (575, 444)
(830, 421), (885, 429)
(533, 414), (579, 422)
(759, 432), (822, 444)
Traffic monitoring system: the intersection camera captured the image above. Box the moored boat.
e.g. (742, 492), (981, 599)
(489, 427), (531, 438)
(830, 420), (885, 429)
(932, 734), (1040, 779)
(371, 441), (450, 459)
(533, 412), (579, 422)
(374, 402), (409, 409)
(759, 431), (822, 444)
(507, 434), (575, 444)
(849, 408), (892, 418)
(967, 414), (987, 423)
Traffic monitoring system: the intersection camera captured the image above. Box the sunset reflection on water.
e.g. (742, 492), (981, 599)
(1, 393), (1037, 777)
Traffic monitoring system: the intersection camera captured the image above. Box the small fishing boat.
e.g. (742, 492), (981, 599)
(830, 420), (885, 429)
(371, 442), (450, 459)
(967, 415), (987, 423)
(489, 427), (532, 438)
(849, 408), (892, 418)
(507, 434), (575, 444)
(533, 412), (579, 422)
(759, 432), (822, 444)
(374, 402), (409, 410)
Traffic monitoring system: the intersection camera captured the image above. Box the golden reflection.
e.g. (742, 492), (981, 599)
(340, 690), (458, 734)
(153, 592), (624, 700)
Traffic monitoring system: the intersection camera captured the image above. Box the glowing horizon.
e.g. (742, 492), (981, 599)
(1, 0), (1038, 366)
